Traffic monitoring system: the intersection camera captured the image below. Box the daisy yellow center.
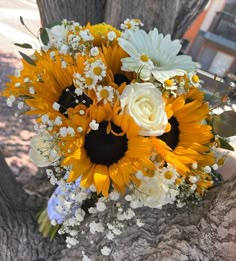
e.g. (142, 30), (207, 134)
(74, 25), (80, 32)
(164, 79), (174, 87)
(135, 19), (141, 23)
(175, 178), (182, 185)
(126, 23), (132, 29)
(164, 171), (173, 180)
(192, 75), (199, 83)
(85, 77), (93, 85)
(140, 55), (149, 62)
(93, 66), (102, 76)
(84, 121), (128, 166)
(100, 89), (109, 99)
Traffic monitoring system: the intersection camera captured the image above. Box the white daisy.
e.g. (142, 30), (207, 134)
(118, 28), (199, 82)
(85, 60), (106, 81)
(163, 79), (177, 91)
(160, 165), (179, 185)
(96, 85), (114, 104)
(188, 72), (201, 88)
(120, 18), (143, 31)
(83, 73), (98, 89)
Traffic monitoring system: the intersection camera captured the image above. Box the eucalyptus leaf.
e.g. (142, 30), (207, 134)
(14, 43), (32, 49)
(218, 137), (234, 151)
(213, 111), (236, 137)
(20, 16), (25, 26)
(18, 51), (36, 66)
(40, 27), (49, 45)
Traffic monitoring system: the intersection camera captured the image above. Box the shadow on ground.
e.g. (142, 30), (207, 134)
(0, 51), (37, 184)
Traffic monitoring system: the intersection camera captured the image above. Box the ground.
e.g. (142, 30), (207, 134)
(0, 0), (40, 184)
(0, 0), (235, 187)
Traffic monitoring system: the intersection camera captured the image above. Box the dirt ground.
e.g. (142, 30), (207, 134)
(0, 0), (235, 186)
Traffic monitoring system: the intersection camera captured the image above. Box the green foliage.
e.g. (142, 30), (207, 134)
(218, 136), (234, 151)
(45, 21), (62, 29)
(213, 111), (236, 138)
(38, 209), (60, 240)
(40, 27), (49, 46)
(18, 51), (36, 66)
(14, 43), (33, 49)
(20, 16), (25, 26)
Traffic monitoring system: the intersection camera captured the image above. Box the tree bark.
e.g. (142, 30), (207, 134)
(36, 0), (209, 38)
(0, 150), (235, 261)
(172, 0), (209, 39)
(36, 0), (106, 28)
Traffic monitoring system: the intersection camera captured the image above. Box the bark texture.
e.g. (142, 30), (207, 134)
(0, 150), (235, 261)
(36, 0), (209, 38)
(36, 0), (106, 27)
(172, 0), (209, 39)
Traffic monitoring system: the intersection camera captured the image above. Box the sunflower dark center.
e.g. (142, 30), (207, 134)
(84, 121), (128, 166)
(159, 116), (179, 149)
(114, 74), (131, 85)
(57, 84), (92, 116)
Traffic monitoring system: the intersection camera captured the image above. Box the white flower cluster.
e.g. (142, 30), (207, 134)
(44, 20), (94, 55)
(43, 160), (181, 256)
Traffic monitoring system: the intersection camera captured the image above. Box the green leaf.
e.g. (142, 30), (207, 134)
(18, 51), (36, 66)
(20, 16), (25, 26)
(218, 137), (234, 151)
(213, 111), (236, 137)
(46, 21), (62, 29)
(210, 169), (224, 185)
(40, 27), (49, 45)
(14, 43), (32, 49)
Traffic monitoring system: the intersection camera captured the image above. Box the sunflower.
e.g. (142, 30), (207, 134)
(3, 51), (91, 124)
(3, 51), (51, 98)
(153, 87), (215, 176)
(61, 102), (155, 196)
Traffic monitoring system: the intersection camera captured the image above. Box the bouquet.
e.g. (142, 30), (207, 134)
(3, 18), (235, 255)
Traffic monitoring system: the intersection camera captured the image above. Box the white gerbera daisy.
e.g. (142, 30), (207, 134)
(118, 28), (199, 82)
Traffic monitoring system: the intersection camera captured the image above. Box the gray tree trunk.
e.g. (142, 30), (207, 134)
(0, 150), (235, 260)
(36, 0), (209, 38)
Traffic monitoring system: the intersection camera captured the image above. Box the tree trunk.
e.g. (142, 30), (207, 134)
(0, 150), (235, 261)
(36, 0), (209, 38)
(4, 1), (235, 260)
(36, 0), (107, 27)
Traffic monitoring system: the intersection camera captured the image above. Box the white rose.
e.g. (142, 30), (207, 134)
(29, 133), (60, 167)
(120, 82), (168, 136)
(135, 173), (170, 208)
(46, 25), (67, 48)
